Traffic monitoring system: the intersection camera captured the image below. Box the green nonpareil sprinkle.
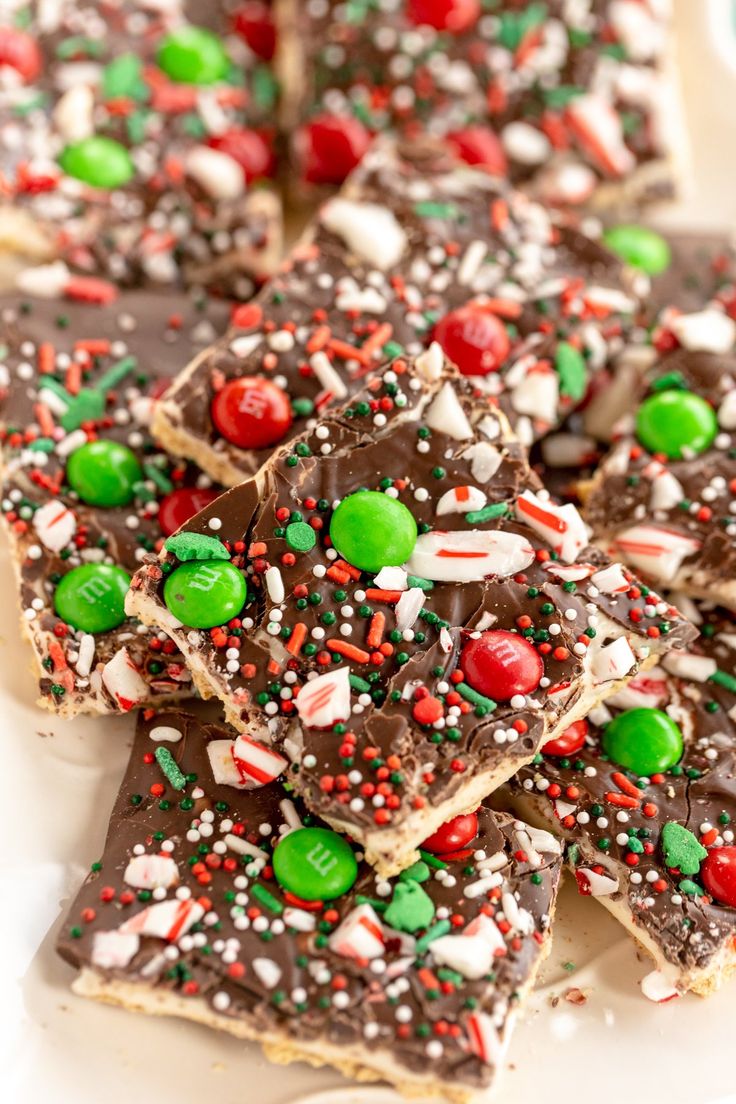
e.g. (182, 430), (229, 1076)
(349, 674), (372, 693)
(408, 575), (434, 591)
(709, 669), (736, 694)
(465, 503), (510, 525)
(251, 883), (284, 915)
(418, 849), (448, 870)
(142, 462), (174, 495)
(456, 681), (497, 711)
(414, 201), (460, 220)
(415, 919), (452, 954)
(155, 747), (186, 792)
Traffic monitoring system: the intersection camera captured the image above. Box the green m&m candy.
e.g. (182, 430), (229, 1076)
(163, 560), (246, 628)
(602, 224), (671, 276)
(67, 440), (143, 508)
(636, 389), (718, 459)
(59, 136), (134, 189)
(602, 707), (683, 776)
(330, 490), (417, 574)
(54, 564), (130, 633)
(157, 26), (229, 84)
(272, 827), (358, 901)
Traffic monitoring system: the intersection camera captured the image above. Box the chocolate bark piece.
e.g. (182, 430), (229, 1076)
(153, 138), (644, 487)
(534, 231), (736, 505)
(57, 704), (563, 1104)
(0, 289), (229, 715)
(505, 599), (736, 999)
(583, 291), (736, 606)
(276, 0), (682, 207)
(0, 1), (281, 296)
(128, 344), (695, 874)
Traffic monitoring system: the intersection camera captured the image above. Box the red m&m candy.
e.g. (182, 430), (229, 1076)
(433, 305), (511, 377)
(447, 126), (507, 176)
(158, 487), (221, 537)
(460, 630), (543, 702)
(541, 719), (588, 757)
(296, 114), (372, 186)
(211, 377), (292, 450)
(422, 812), (479, 854)
(701, 847), (736, 908)
(0, 27), (42, 83)
(208, 128), (276, 182)
(407, 0), (481, 32)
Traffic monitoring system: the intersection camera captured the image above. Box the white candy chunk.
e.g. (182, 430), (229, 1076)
(478, 415), (501, 440)
(663, 651), (718, 682)
(295, 665), (351, 728)
(124, 854), (179, 890)
(321, 199), (407, 269)
(609, 1), (665, 60)
(53, 84), (94, 142)
(590, 563), (629, 594)
(613, 524), (701, 583)
(373, 566), (408, 591)
(282, 908), (316, 932)
(515, 491), (588, 563)
(414, 341), (445, 382)
(395, 586), (426, 631)
(310, 350), (348, 399)
(502, 121), (551, 165)
(541, 432), (597, 469)
(425, 382), (474, 440)
(536, 161), (597, 206)
(207, 739), (250, 789)
(253, 958), (282, 990)
(408, 529), (535, 582)
(335, 280), (386, 314)
(436, 486), (487, 516)
(511, 368), (559, 422)
(575, 867), (619, 896)
(607, 666), (668, 710)
(149, 725), (183, 743)
(75, 634), (95, 678)
(91, 930), (140, 969)
(671, 309), (736, 354)
(120, 898), (204, 940)
(462, 441), (503, 483)
(32, 499), (76, 552)
(590, 637), (636, 683)
(640, 970), (681, 1004)
(329, 903), (385, 960)
(522, 824), (563, 856)
(101, 648), (147, 711)
(644, 462), (684, 512)
(430, 931), (495, 980)
(185, 146), (245, 199)
(15, 260), (70, 298)
(718, 389), (736, 430)
(265, 565), (285, 604)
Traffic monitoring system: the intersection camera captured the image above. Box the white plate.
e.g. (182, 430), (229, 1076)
(5, 8), (736, 1103)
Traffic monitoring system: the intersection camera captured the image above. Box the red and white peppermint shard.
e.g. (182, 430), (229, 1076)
(120, 897), (204, 940)
(329, 903), (386, 960)
(101, 647), (148, 711)
(408, 530), (535, 582)
(612, 524), (702, 583)
(295, 665), (351, 728)
(232, 733), (288, 786)
(515, 491), (589, 563)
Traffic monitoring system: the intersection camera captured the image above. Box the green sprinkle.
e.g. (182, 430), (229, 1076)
(416, 919), (452, 954)
(457, 681), (497, 711)
(251, 884), (284, 915)
(465, 503), (510, 524)
(155, 747), (186, 791)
